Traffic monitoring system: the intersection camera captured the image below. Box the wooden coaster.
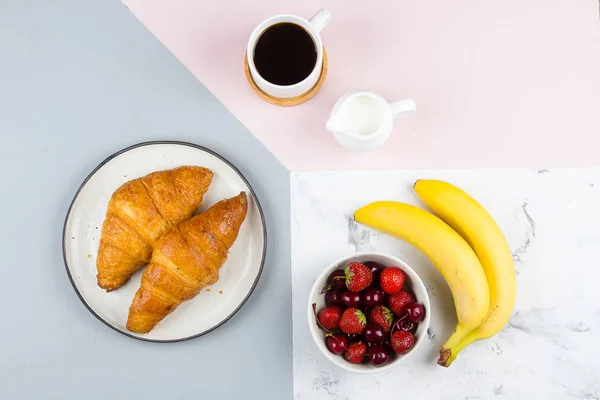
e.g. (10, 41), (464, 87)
(244, 48), (328, 106)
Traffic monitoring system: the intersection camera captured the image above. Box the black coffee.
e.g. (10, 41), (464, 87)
(253, 23), (317, 86)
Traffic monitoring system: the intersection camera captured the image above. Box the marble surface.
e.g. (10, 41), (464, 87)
(291, 169), (600, 400)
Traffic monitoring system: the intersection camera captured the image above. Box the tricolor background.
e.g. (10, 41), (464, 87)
(2, 1), (599, 399)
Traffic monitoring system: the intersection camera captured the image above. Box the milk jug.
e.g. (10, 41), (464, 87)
(326, 92), (416, 152)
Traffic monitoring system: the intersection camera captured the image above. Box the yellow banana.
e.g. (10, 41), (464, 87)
(414, 180), (516, 367)
(354, 201), (490, 358)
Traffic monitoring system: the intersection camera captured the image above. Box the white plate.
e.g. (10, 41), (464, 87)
(62, 141), (266, 342)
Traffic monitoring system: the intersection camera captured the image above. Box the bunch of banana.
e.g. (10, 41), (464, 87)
(354, 180), (516, 367)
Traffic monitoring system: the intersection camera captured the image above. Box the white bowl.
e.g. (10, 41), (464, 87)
(308, 252), (431, 373)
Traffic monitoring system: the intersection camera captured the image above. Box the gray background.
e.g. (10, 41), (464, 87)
(0, 0), (292, 398)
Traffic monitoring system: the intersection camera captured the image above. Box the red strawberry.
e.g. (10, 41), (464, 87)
(345, 341), (367, 364)
(391, 331), (415, 354)
(380, 267), (405, 294)
(369, 305), (394, 332)
(339, 308), (367, 334)
(388, 290), (415, 315)
(345, 262), (373, 292)
(317, 306), (343, 331)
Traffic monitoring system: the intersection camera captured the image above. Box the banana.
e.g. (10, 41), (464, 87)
(354, 201), (490, 358)
(414, 180), (516, 367)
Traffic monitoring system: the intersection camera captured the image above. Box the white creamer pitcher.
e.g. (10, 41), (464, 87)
(326, 92), (416, 152)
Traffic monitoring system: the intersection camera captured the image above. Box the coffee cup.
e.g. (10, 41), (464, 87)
(246, 9), (331, 99)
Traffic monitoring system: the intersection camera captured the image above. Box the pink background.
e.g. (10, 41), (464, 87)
(123, 0), (600, 170)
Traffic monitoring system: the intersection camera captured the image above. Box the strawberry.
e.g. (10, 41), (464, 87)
(388, 290), (415, 315)
(379, 267), (405, 294)
(391, 331), (415, 354)
(369, 305), (394, 332)
(317, 306), (343, 331)
(345, 262), (373, 292)
(345, 341), (367, 364)
(339, 308), (367, 334)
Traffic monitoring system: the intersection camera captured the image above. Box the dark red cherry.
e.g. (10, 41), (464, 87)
(342, 291), (362, 308)
(347, 333), (362, 342)
(325, 289), (345, 306)
(405, 303), (425, 323)
(327, 270), (346, 290)
(363, 322), (385, 344)
(326, 333), (348, 355)
(369, 344), (391, 367)
(398, 319), (414, 332)
(361, 287), (384, 307)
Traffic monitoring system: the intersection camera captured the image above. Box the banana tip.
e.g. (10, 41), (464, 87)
(413, 179), (420, 190)
(437, 349), (451, 367)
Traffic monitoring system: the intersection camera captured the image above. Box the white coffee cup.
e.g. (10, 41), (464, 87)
(246, 9), (331, 99)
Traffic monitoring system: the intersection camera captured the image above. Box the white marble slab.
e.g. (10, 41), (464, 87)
(291, 169), (600, 400)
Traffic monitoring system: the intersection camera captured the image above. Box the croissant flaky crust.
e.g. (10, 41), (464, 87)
(96, 166), (213, 291)
(126, 192), (248, 334)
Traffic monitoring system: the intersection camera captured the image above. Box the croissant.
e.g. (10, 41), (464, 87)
(97, 166), (213, 291)
(126, 192), (248, 333)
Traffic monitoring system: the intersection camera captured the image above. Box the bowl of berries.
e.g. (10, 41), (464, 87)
(309, 252), (430, 373)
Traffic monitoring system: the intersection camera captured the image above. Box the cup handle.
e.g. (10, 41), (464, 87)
(309, 9), (332, 32)
(390, 99), (416, 118)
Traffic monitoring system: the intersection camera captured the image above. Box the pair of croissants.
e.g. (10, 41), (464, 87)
(96, 166), (248, 334)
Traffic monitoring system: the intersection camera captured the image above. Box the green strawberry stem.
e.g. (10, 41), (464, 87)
(344, 265), (355, 286)
(356, 309), (367, 326)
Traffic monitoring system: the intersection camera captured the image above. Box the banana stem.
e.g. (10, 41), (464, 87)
(438, 324), (472, 367)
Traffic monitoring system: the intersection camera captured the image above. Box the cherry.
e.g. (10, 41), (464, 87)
(406, 302), (425, 323)
(326, 270), (346, 290)
(361, 287), (384, 307)
(326, 333), (348, 355)
(369, 344), (391, 367)
(364, 261), (384, 285)
(363, 322), (385, 344)
(325, 289), (345, 306)
(347, 333), (362, 341)
(398, 319), (414, 332)
(342, 291), (362, 308)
